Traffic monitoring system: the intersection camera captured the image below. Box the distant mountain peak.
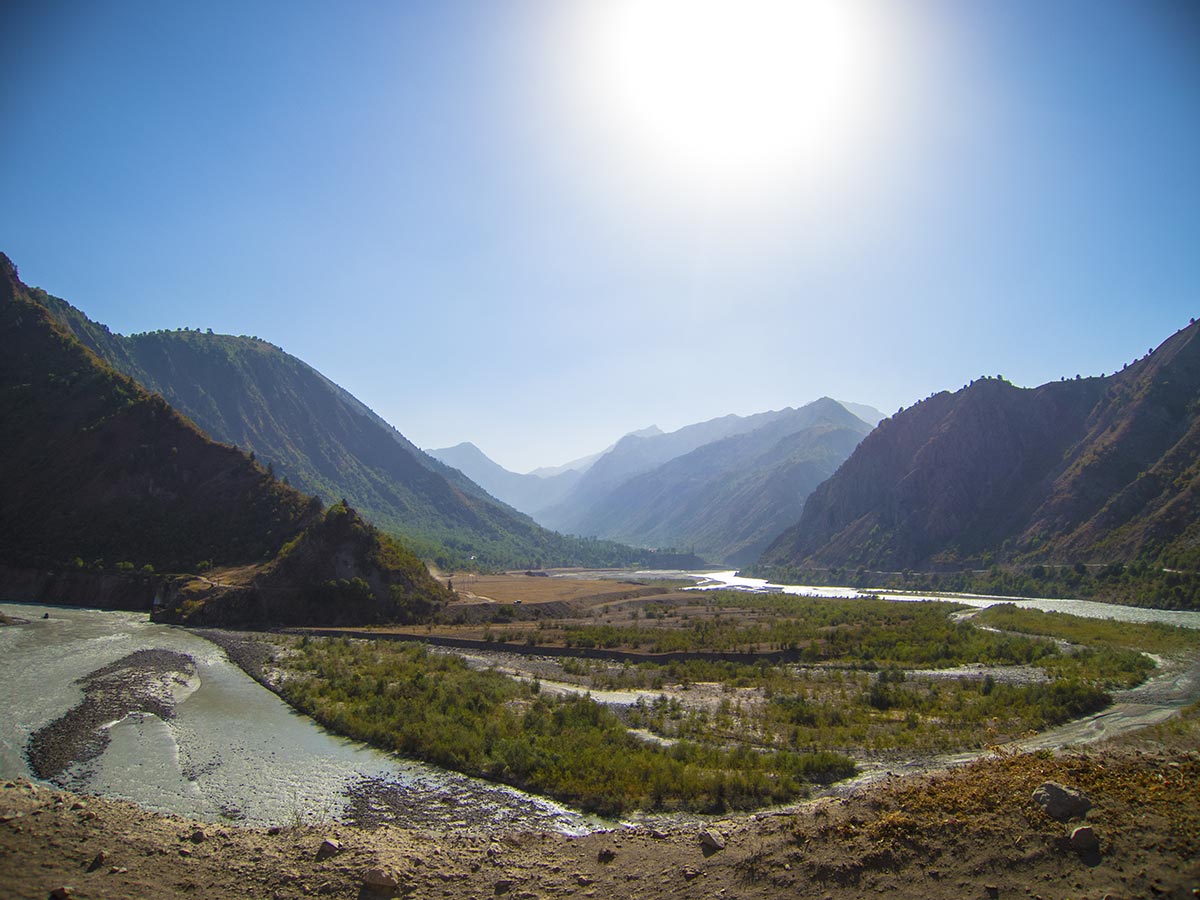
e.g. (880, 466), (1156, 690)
(629, 425), (664, 438)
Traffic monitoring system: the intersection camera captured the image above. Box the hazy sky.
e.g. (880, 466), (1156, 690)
(3, 1), (1198, 472)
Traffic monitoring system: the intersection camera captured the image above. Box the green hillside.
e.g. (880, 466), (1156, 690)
(32, 282), (663, 570)
(0, 252), (448, 624)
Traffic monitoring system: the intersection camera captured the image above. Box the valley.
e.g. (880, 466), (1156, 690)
(2, 591), (1199, 900)
(5, 3), (1198, 894)
(3, 249), (1200, 898)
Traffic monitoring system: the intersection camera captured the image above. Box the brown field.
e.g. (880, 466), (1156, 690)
(439, 571), (683, 605)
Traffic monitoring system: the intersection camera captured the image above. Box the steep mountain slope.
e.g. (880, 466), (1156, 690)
(838, 402), (887, 426)
(558, 399), (872, 564)
(159, 501), (450, 626)
(0, 252), (448, 624)
(763, 321), (1200, 573)
(33, 288), (649, 570)
(0, 255), (312, 572)
(429, 442), (583, 515)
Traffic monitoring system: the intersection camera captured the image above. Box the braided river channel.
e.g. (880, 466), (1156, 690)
(0, 603), (603, 832)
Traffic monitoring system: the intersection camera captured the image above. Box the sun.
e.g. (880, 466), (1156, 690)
(563, 0), (890, 199)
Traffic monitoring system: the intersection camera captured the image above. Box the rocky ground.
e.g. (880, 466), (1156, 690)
(2, 713), (1198, 900)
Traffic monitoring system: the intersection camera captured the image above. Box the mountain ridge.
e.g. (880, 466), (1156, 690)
(762, 321), (1200, 585)
(558, 398), (873, 564)
(0, 252), (449, 624)
(32, 285), (656, 570)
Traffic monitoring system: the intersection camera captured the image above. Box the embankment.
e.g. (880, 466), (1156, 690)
(0, 564), (166, 611)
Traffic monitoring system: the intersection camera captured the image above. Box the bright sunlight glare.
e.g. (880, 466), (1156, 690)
(565, 0), (894, 201)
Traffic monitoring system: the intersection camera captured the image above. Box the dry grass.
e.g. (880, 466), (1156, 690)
(444, 572), (679, 605)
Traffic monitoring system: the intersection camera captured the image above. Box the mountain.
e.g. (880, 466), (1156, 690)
(0, 255), (312, 573)
(762, 321), (1200, 576)
(539, 409), (806, 532)
(429, 442), (584, 516)
(0, 252), (448, 623)
(545, 399), (872, 564)
(31, 276), (650, 570)
(430, 427), (672, 518)
(838, 402), (887, 427)
(158, 501), (449, 626)
(528, 454), (602, 478)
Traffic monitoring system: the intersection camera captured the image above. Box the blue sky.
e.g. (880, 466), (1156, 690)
(2, 1), (1197, 472)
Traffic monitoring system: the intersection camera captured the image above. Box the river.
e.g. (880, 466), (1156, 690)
(0, 602), (602, 833)
(686, 570), (1200, 629)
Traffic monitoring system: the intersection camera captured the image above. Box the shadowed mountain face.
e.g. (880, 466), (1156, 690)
(762, 321), (1200, 573)
(0, 252), (449, 625)
(0, 253), (314, 572)
(31, 276), (648, 570)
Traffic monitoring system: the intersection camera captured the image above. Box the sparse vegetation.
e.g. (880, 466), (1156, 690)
(277, 637), (853, 816)
(269, 590), (1181, 813)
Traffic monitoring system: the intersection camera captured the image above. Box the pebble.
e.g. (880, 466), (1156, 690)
(316, 838), (343, 860)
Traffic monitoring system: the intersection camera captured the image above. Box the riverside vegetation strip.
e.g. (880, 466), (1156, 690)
(250, 591), (1199, 817)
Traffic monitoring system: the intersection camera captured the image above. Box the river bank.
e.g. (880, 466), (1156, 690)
(0, 604), (603, 833)
(3, 714), (1198, 900)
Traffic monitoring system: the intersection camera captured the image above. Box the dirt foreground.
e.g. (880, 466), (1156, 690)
(3, 723), (1198, 900)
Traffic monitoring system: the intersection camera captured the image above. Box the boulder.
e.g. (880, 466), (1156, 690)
(698, 830), (726, 853)
(362, 867), (399, 890)
(1032, 782), (1091, 821)
(1069, 825), (1100, 855)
